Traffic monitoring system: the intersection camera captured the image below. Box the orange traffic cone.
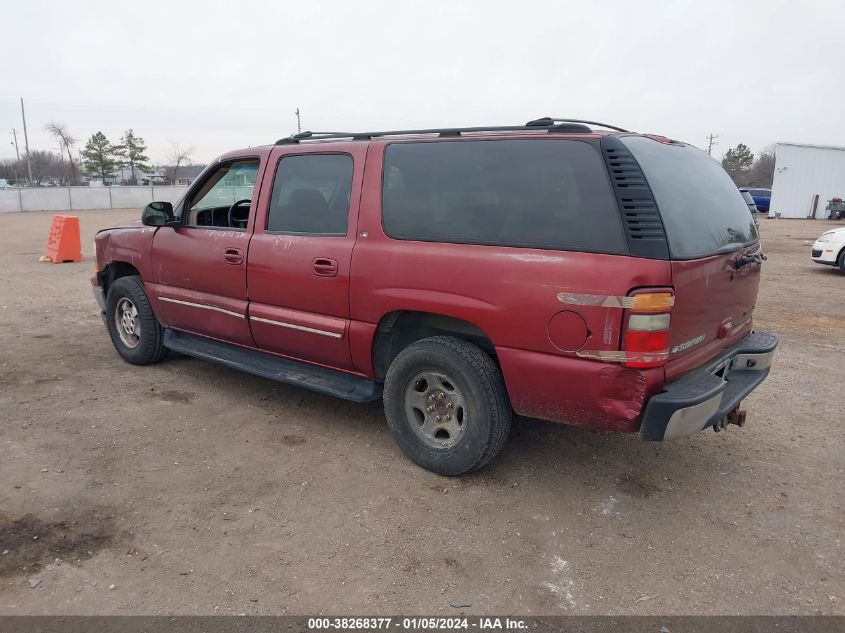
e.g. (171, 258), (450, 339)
(44, 215), (82, 264)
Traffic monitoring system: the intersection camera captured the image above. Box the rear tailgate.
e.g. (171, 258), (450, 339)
(619, 135), (763, 381)
(667, 247), (762, 379)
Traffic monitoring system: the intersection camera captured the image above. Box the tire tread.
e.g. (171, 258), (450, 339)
(384, 335), (511, 475)
(106, 275), (167, 365)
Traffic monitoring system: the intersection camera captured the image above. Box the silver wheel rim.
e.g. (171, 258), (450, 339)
(403, 370), (467, 449)
(114, 297), (141, 349)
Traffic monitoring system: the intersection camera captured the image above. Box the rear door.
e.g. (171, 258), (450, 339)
(246, 144), (366, 371)
(620, 136), (763, 379)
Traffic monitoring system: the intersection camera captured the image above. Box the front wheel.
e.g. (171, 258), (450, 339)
(105, 275), (167, 365)
(838, 249), (845, 275)
(383, 336), (512, 476)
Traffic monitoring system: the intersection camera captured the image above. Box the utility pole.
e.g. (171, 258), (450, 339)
(10, 129), (20, 161)
(10, 129), (20, 185)
(20, 98), (33, 185)
(706, 133), (719, 156)
(295, 107), (301, 134)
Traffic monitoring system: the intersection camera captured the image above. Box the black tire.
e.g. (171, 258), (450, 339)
(838, 249), (845, 275)
(105, 275), (167, 365)
(383, 336), (511, 476)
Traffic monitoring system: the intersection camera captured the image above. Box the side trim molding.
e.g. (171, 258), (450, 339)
(158, 296), (245, 319)
(249, 315), (343, 339)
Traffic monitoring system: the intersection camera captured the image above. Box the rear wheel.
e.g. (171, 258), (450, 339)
(383, 336), (511, 476)
(105, 275), (166, 365)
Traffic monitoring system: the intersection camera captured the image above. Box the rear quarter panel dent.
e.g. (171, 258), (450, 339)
(596, 366), (647, 422)
(496, 347), (665, 431)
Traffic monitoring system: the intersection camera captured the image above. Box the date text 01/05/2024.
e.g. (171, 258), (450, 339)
(307, 617), (528, 631)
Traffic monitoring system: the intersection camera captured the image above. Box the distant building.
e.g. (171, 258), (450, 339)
(163, 164), (205, 185)
(770, 142), (845, 219)
(82, 164), (206, 187)
(113, 166), (165, 185)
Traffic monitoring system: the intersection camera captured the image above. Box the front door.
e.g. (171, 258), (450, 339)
(247, 146), (366, 370)
(147, 156), (264, 346)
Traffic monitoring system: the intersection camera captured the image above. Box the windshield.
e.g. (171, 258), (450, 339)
(621, 136), (759, 259)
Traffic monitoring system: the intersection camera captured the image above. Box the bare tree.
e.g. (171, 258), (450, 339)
(45, 122), (80, 184)
(748, 145), (776, 188)
(8, 150), (65, 186)
(166, 140), (194, 184)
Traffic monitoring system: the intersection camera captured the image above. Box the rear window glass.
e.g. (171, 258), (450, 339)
(381, 139), (627, 254)
(621, 136), (759, 259)
(267, 154), (353, 235)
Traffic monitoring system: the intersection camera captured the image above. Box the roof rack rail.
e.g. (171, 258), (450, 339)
(525, 117), (629, 133)
(274, 117), (627, 145)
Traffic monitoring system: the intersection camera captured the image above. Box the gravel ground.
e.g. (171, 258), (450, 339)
(0, 210), (842, 615)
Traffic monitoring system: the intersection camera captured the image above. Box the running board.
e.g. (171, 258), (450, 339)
(164, 331), (382, 403)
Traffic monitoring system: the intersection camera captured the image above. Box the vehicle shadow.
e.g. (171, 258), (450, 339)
(168, 351), (741, 512)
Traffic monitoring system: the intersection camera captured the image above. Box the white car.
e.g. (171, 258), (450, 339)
(811, 227), (845, 274)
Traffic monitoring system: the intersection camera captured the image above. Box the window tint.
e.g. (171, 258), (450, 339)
(267, 154), (353, 235)
(621, 136), (759, 259)
(381, 139), (627, 254)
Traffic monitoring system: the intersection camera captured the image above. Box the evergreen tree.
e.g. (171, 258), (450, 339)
(115, 129), (150, 183)
(81, 132), (118, 183)
(721, 143), (754, 178)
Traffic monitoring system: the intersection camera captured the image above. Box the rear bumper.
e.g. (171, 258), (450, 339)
(640, 331), (778, 441)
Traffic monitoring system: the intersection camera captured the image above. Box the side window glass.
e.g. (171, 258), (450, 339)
(267, 154), (353, 235)
(381, 139), (627, 254)
(186, 159), (259, 229)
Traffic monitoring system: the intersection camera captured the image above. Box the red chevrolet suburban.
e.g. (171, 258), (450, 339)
(91, 118), (777, 475)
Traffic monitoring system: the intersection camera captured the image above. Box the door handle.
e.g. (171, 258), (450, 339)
(313, 257), (338, 277)
(224, 248), (244, 265)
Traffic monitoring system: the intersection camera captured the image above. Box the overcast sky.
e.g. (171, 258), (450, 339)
(1, 0), (842, 165)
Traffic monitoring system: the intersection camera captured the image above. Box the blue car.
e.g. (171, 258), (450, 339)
(739, 187), (771, 213)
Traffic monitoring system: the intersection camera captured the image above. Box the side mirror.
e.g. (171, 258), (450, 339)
(141, 201), (175, 227)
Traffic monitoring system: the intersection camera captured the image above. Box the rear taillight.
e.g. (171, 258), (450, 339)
(622, 291), (673, 368)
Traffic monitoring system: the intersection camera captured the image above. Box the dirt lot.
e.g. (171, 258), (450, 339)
(0, 210), (842, 615)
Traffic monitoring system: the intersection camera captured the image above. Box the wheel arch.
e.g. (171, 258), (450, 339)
(100, 260), (141, 298)
(371, 310), (496, 380)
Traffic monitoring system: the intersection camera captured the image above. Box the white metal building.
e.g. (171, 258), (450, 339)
(769, 142), (845, 219)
